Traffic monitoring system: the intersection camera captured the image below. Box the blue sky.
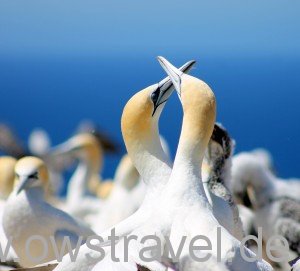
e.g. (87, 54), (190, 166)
(1, 0), (300, 58)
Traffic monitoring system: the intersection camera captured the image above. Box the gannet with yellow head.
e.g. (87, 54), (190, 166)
(0, 156), (18, 264)
(3, 156), (95, 267)
(53, 60), (196, 271)
(153, 57), (272, 271)
(50, 133), (104, 220)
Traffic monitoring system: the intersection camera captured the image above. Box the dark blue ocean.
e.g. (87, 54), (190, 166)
(0, 55), (299, 180)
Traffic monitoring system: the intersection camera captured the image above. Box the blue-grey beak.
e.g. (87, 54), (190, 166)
(152, 59), (195, 116)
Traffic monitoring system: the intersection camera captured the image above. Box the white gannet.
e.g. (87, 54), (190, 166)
(126, 56), (272, 271)
(53, 60), (196, 271)
(0, 156), (18, 267)
(28, 128), (66, 197)
(203, 123), (244, 241)
(2, 156), (95, 267)
(50, 133), (104, 220)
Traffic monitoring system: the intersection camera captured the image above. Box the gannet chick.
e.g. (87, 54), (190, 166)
(231, 152), (300, 208)
(250, 148), (275, 173)
(232, 153), (300, 268)
(135, 56), (272, 271)
(203, 123), (244, 241)
(3, 156), (95, 267)
(53, 60), (196, 271)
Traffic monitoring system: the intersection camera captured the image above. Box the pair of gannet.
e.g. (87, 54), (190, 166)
(122, 57), (272, 270)
(231, 152), (300, 268)
(53, 59), (196, 271)
(2, 156), (95, 267)
(83, 58), (272, 270)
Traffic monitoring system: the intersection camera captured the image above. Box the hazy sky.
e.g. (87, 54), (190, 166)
(1, 0), (299, 58)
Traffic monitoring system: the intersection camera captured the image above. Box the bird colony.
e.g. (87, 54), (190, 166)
(0, 57), (299, 271)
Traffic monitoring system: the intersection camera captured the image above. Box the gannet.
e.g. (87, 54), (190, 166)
(0, 156), (18, 265)
(2, 156), (95, 267)
(50, 133), (103, 220)
(125, 56), (272, 270)
(231, 152), (300, 269)
(203, 123), (244, 241)
(53, 60), (196, 271)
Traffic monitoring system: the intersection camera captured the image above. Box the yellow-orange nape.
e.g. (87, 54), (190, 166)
(179, 75), (216, 147)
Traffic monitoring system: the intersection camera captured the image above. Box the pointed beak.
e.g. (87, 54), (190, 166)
(16, 176), (31, 194)
(152, 59), (195, 116)
(48, 141), (74, 157)
(157, 56), (184, 96)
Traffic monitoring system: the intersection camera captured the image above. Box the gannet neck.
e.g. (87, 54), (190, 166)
(67, 160), (93, 203)
(170, 75), (216, 201)
(113, 154), (139, 190)
(121, 86), (172, 186)
(174, 76), (216, 168)
(70, 133), (103, 173)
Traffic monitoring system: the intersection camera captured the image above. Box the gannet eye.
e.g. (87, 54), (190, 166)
(150, 91), (159, 104)
(28, 172), (39, 179)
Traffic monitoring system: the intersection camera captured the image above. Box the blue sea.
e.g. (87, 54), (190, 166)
(0, 55), (299, 180)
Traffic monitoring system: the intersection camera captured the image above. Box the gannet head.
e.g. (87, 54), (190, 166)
(231, 153), (273, 208)
(14, 156), (49, 194)
(121, 60), (196, 153)
(0, 156), (17, 199)
(50, 133), (102, 171)
(158, 56), (216, 148)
